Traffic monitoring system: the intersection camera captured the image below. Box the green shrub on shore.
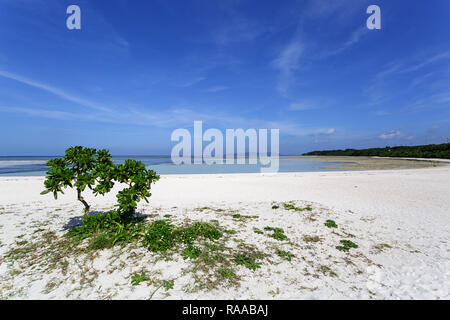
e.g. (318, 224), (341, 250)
(283, 203), (312, 212)
(143, 220), (179, 252)
(336, 239), (359, 252)
(277, 250), (295, 261)
(182, 246), (202, 259)
(131, 272), (150, 285)
(142, 220), (223, 253)
(68, 210), (145, 246)
(234, 253), (261, 271)
(264, 226), (288, 241)
(325, 220), (338, 228)
(41, 146), (159, 222)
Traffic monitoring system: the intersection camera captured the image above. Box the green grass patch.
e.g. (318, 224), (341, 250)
(131, 272), (150, 285)
(264, 226), (287, 241)
(182, 246), (202, 260)
(234, 253), (261, 271)
(336, 239), (359, 252)
(277, 250), (295, 261)
(231, 214), (259, 221)
(142, 220), (179, 252)
(142, 220), (223, 253)
(253, 228), (264, 234)
(88, 233), (114, 250)
(217, 267), (234, 279)
(325, 220), (338, 228)
(283, 203), (312, 212)
(162, 280), (174, 291)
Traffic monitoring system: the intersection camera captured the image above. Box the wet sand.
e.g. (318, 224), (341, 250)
(282, 156), (450, 170)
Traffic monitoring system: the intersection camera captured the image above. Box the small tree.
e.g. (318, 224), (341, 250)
(41, 146), (159, 221)
(114, 159), (160, 221)
(41, 146), (115, 214)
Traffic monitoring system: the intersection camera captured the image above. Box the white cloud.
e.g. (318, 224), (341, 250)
(288, 102), (315, 111)
(176, 76), (206, 88)
(374, 110), (390, 116)
(0, 70), (111, 112)
(379, 130), (402, 140)
(212, 18), (264, 46)
(318, 128), (336, 135)
(272, 40), (303, 96)
(204, 86), (229, 93)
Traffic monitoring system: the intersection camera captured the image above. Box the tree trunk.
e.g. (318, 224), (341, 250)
(77, 188), (90, 215)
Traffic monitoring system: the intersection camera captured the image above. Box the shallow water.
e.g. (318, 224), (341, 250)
(0, 156), (355, 176)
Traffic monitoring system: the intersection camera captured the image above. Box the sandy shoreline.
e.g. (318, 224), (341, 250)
(1, 166), (449, 299)
(285, 156), (450, 170)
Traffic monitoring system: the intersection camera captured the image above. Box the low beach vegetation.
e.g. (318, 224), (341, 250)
(336, 240), (359, 252)
(41, 146), (160, 222)
(303, 142), (450, 159)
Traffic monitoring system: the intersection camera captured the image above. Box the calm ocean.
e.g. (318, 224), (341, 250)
(0, 156), (355, 176)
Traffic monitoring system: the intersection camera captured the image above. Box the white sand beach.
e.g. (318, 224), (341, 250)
(1, 165), (449, 299)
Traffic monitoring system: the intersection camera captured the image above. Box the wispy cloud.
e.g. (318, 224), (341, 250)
(203, 86), (229, 93)
(211, 18), (265, 46)
(288, 101), (316, 111)
(364, 50), (450, 107)
(272, 39), (303, 97)
(175, 76), (206, 88)
(318, 26), (369, 58)
(379, 130), (402, 140)
(303, 0), (363, 21)
(0, 70), (111, 112)
(375, 50), (450, 79)
(318, 128), (336, 136)
(0, 106), (79, 121)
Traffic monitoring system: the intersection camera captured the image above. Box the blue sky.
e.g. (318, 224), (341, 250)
(0, 0), (449, 155)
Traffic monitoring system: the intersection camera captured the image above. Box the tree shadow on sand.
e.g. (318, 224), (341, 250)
(62, 211), (153, 231)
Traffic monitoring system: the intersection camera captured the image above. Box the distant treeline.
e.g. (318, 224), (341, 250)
(303, 143), (450, 159)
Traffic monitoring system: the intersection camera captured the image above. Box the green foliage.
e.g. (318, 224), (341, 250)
(131, 272), (150, 285)
(88, 233), (114, 250)
(162, 280), (174, 291)
(113, 159), (160, 221)
(217, 267), (234, 279)
(283, 203), (300, 211)
(181, 222), (223, 245)
(41, 146), (160, 222)
(182, 246), (202, 259)
(234, 253), (261, 271)
(325, 220), (338, 228)
(253, 228), (263, 234)
(264, 226), (287, 241)
(283, 203), (312, 212)
(336, 239), (359, 252)
(41, 146), (103, 213)
(303, 143), (450, 159)
(271, 205), (279, 209)
(73, 210), (122, 235)
(68, 210), (145, 247)
(143, 220), (179, 252)
(142, 220), (223, 253)
(277, 250), (295, 261)
(232, 214), (258, 221)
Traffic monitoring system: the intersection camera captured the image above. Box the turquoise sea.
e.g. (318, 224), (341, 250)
(0, 156), (354, 176)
